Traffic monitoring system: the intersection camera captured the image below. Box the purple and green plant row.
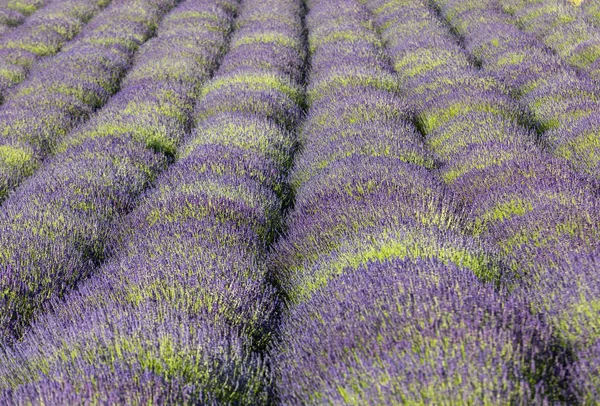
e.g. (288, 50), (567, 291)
(429, 0), (600, 182)
(366, 0), (600, 401)
(0, 0), (225, 344)
(0, 0), (111, 99)
(0, 0), (48, 38)
(269, 0), (569, 403)
(0, 0), (177, 201)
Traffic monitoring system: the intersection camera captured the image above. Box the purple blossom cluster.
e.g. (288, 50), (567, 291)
(0, 0), (47, 38)
(0, 0), (110, 99)
(0, 0), (177, 200)
(367, 0), (600, 401)
(269, 0), (564, 403)
(0, 0), (308, 401)
(278, 257), (559, 404)
(0, 0), (229, 344)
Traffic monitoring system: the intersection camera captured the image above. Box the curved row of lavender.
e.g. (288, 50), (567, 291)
(268, 0), (565, 403)
(429, 0), (600, 182)
(499, 0), (600, 78)
(0, 0), (308, 402)
(366, 0), (600, 401)
(0, 0), (48, 38)
(0, 0), (239, 395)
(0, 0), (112, 100)
(0, 0), (207, 343)
(0, 0), (177, 201)
(426, 0), (600, 399)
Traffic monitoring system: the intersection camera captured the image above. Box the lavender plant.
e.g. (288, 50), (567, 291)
(0, 0), (228, 343)
(429, 0), (600, 181)
(0, 0), (111, 99)
(499, 0), (600, 78)
(0, 0), (47, 38)
(270, 0), (563, 403)
(278, 257), (557, 404)
(581, 0), (600, 28)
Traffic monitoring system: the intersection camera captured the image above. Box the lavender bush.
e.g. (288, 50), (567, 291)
(500, 0), (600, 77)
(269, 0), (565, 403)
(366, 0), (600, 401)
(0, 0), (111, 99)
(429, 0), (600, 181)
(0, 0), (47, 38)
(0, 0), (231, 343)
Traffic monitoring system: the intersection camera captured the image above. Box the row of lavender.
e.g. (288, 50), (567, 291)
(365, 0), (600, 401)
(404, 1), (598, 183)
(479, 0), (600, 180)
(267, 0), (570, 403)
(0, 0), (173, 200)
(0, 0), (111, 99)
(0, 0), (238, 397)
(0, 0), (47, 38)
(493, 0), (600, 79)
(0, 0), (308, 402)
(0, 0), (190, 342)
(425, 0), (600, 400)
(500, 0), (600, 78)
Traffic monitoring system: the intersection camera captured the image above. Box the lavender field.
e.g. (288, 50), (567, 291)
(0, 0), (600, 404)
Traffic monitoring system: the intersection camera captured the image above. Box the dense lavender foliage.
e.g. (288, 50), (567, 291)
(429, 0), (600, 400)
(269, 0), (565, 403)
(500, 0), (600, 77)
(0, 0), (599, 402)
(0, 0), (177, 200)
(0, 0), (47, 38)
(0, 0), (307, 402)
(427, 0), (600, 181)
(278, 257), (557, 404)
(0, 0), (222, 343)
(0, 0), (111, 99)
(581, 0), (600, 28)
(365, 0), (600, 401)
